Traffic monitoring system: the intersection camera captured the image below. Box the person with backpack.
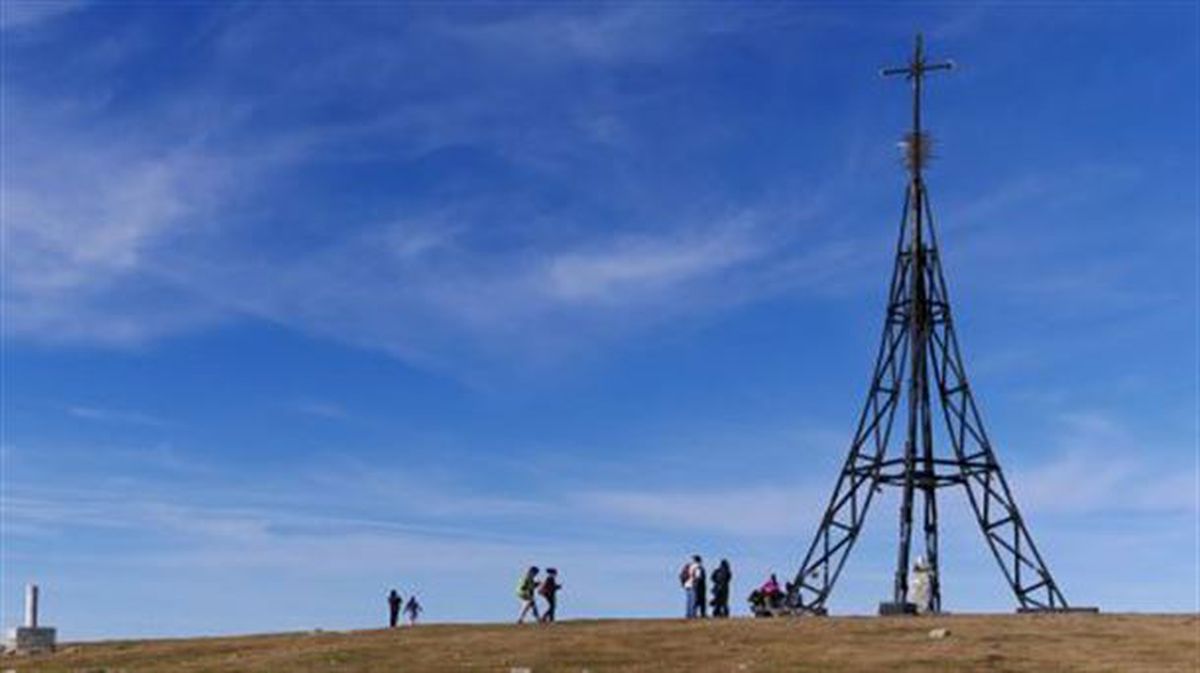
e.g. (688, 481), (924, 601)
(710, 559), (732, 618)
(679, 555), (698, 618)
(692, 556), (707, 618)
(403, 594), (423, 625)
(539, 568), (562, 623)
(516, 566), (541, 623)
(387, 588), (402, 628)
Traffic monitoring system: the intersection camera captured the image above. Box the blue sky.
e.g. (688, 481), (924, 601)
(1, 2), (1196, 639)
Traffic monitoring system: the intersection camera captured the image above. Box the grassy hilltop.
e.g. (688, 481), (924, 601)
(8, 613), (1197, 672)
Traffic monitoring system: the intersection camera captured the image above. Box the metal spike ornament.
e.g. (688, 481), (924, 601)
(786, 34), (1081, 616)
(901, 131), (933, 173)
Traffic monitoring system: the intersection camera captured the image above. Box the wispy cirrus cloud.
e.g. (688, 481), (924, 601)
(0, 4), (866, 375)
(1012, 411), (1196, 515)
(67, 405), (170, 428)
(0, 88), (276, 345)
(544, 219), (767, 304)
(1, 3), (1177, 386)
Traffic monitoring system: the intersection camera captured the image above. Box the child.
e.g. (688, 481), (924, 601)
(403, 595), (423, 626)
(539, 568), (562, 623)
(516, 566), (540, 623)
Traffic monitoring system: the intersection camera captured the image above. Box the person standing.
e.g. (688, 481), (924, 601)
(711, 559), (732, 618)
(387, 589), (402, 628)
(539, 568), (562, 623)
(403, 595), (423, 625)
(693, 556), (708, 618)
(679, 555), (699, 618)
(516, 566), (541, 623)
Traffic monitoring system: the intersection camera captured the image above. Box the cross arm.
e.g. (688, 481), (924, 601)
(880, 61), (955, 78)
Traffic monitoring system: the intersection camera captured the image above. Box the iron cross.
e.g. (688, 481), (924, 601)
(882, 34), (954, 178)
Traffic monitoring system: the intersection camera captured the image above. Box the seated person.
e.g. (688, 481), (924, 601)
(760, 573), (784, 607)
(747, 589), (768, 617)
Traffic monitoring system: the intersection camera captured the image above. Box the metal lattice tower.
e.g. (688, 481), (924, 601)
(788, 35), (1072, 615)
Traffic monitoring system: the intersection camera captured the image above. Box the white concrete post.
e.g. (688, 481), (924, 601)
(25, 584), (38, 628)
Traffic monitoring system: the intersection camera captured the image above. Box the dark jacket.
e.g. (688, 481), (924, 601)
(712, 564), (731, 593)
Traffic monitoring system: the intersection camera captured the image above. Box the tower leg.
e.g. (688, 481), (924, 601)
(921, 188), (1069, 611)
(789, 189), (916, 615)
(922, 486), (941, 612)
(918, 345), (941, 613)
(890, 438), (915, 609)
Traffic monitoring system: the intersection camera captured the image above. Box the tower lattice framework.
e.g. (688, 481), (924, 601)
(788, 35), (1071, 615)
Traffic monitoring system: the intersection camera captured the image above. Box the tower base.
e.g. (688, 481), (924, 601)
(1016, 606), (1100, 614)
(5, 626), (57, 654)
(878, 601), (918, 616)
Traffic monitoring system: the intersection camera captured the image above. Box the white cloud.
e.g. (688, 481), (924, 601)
(1011, 411), (1196, 515)
(0, 97), (249, 344)
(544, 221), (765, 304)
(2, 3), (1164, 382)
(1017, 452), (1194, 514)
(0, 4), (875, 373)
(67, 406), (170, 428)
(0, 84), (848, 374)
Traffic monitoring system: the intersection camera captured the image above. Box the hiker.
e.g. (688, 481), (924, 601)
(539, 568), (562, 623)
(403, 595), (423, 625)
(710, 559), (732, 618)
(693, 557), (707, 618)
(387, 589), (402, 628)
(679, 555), (699, 618)
(516, 566), (541, 623)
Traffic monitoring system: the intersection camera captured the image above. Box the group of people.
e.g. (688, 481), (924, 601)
(680, 556), (797, 619)
(387, 556), (928, 625)
(385, 589), (423, 628)
(515, 566), (563, 624)
(678, 555), (733, 618)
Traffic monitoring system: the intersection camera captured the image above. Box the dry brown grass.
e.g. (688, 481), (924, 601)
(7, 613), (1198, 672)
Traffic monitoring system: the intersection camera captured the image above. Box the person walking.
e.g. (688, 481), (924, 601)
(693, 556), (708, 618)
(516, 566), (541, 624)
(539, 568), (562, 623)
(711, 559), (732, 618)
(387, 589), (402, 628)
(403, 595), (423, 625)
